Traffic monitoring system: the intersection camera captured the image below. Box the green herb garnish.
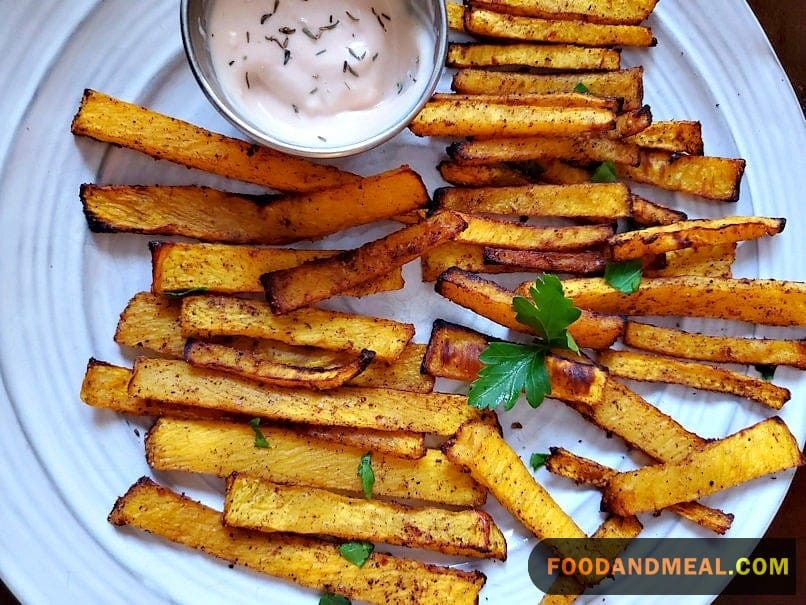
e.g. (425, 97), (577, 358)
(603, 259), (643, 294)
(357, 452), (375, 499)
(468, 275), (581, 411)
(591, 160), (618, 183)
(248, 418), (270, 449)
(319, 594), (351, 605)
(530, 452), (550, 471)
(573, 82), (590, 94)
(163, 287), (208, 298)
(754, 364), (777, 381)
(338, 541), (375, 567)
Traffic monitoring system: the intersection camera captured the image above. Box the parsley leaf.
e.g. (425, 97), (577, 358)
(357, 452), (375, 499)
(468, 274), (582, 411)
(248, 418), (270, 449)
(573, 82), (590, 94)
(530, 452), (550, 471)
(591, 160), (617, 183)
(603, 259), (643, 294)
(319, 594), (351, 605)
(338, 541), (375, 567)
(163, 287), (209, 298)
(754, 364), (777, 381)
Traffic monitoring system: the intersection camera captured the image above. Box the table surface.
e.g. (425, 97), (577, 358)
(1, 1), (803, 603)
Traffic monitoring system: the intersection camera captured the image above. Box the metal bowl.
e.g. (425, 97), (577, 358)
(180, 0), (448, 158)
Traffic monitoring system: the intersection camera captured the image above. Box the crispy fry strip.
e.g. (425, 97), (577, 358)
(82, 166), (426, 244)
(451, 67), (644, 111)
(421, 319), (608, 405)
(109, 478), (486, 605)
(436, 268), (624, 350)
(545, 448), (734, 535)
(410, 98), (616, 138)
(456, 214), (615, 250)
(466, 0), (659, 25)
(145, 418), (486, 506)
(183, 339), (375, 391)
(629, 194), (688, 227)
(180, 295), (414, 362)
(625, 120), (704, 155)
(464, 7), (655, 47)
(71, 89), (358, 192)
(421, 241), (533, 282)
(430, 92), (622, 111)
(224, 475), (506, 560)
(552, 276), (806, 327)
(447, 135), (640, 167)
(623, 321), (806, 369)
(261, 211), (468, 314)
(484, 248), (606, 275)
(150, 241), (403, 297)
(446, 43), (621, 71)
(601, 417), (805, 516)
(597, 349), (790, 409)
(433, 182), (631, 221)
(606, 216), (785, 262)
(616, 151), (746, 202)
(443, 421), (587, 541)
(437, 161), (532, 187)
(644, 243), (736, 278)
(129, 358), (480, 436)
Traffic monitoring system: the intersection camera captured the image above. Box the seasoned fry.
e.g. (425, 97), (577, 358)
(629, 194), (688, 226)
(82, 166), (427, 244)
(183, 339), (375, 390)
(451, 67), (644, 111)
(129, 358), (481, 436)
(71, 89), (358, 192)
(421, 319), (608, 405)
(545, 448), (734, 535)
(601, 417), (805, 516)
(410, 98), (616, 138)
(554, 276), (806, 327)
(644, 243), (736, 278)
(447, 135), (640, 167)
(447, 1), (466, 30)
(597, 349), (791, 409)
(224, 475), (506, 560)
(446, 43), (621, 71)
(616, 151), (746, 202)
(611, 105), (653, 138)
(438, 160), (532, 187)
(484, 248), (606, 275)
(464, 7), (655, 47)
(421, 241), (531, 282)
(433, 182), (631, 221)
(529, 159), (591, 185)
(466, 0), (659, 25)
(180, 295), (413, 362)
(443, 421), (587, 541)
(437, 268), (625, 350)
(295, 424), (426, 460)
(261, 211), (468, 314)
(625, 120), (704, 155)
(456, 213), (615, 250)
(115, 292), (185, 357)
(606, 216), (785, 262)
(430, 92), (621, 111)
(150, 241), (403, 297)
(109, 478), (486, 605)
(145, 418), (487, 506)
(623, 321), (806, 369)
(349, 343), (435, 393)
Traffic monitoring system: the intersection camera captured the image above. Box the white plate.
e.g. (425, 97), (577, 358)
(0, 1), (804, 603)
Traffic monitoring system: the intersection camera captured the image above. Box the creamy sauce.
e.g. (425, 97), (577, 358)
(208, 0), (436, 150)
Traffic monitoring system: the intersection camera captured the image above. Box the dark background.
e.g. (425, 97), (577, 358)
(1, 1), (803, 603)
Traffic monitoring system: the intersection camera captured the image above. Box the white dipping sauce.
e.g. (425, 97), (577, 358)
(208, 0), (436, 149)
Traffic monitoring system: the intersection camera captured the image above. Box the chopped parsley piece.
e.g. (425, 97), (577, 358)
(357, 452), (375, 499)
(468, 274), (581, 411)
(591, 160), (618, 183)
(530, 452), (550, 471)
(603, 259), (643, 294)
(319, 594), (351, 605)
(163, 287), (208, 298)
(248, 418), (270, 449)
(754, 364), (777, 381)
(573, 82), (590, 93)
(338, 541), (375, 567)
